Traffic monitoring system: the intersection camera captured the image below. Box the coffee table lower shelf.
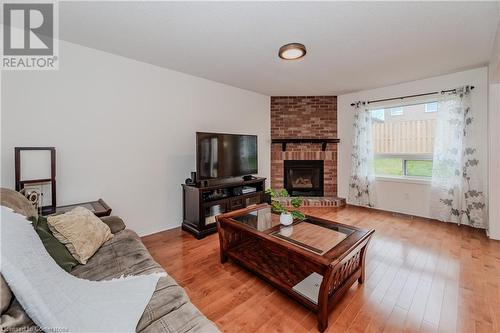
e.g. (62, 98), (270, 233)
(226, 238), (320, 310)
(223, 237), (368, 332)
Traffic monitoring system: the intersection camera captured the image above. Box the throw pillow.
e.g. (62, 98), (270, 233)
(29, 216), (79, 272)
(47, 207), (113, 264)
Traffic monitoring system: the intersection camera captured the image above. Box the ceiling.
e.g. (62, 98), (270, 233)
(60, 1), (500, 96)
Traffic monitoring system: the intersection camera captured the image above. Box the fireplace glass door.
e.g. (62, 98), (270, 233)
(284, 160), (324, 196)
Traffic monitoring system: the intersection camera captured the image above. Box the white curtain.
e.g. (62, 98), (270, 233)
(348, 104), (376, 207)
(430, 86), (486, 228)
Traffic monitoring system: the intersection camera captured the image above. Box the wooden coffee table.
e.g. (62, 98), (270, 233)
(216, 204), (374, 332)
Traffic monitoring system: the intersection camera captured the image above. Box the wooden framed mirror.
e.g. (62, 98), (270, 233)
(15, 147), (56, 215)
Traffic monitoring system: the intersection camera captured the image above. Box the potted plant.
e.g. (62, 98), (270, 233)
(265, 188), (306, 226)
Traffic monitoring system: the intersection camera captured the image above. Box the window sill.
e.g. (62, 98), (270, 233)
(375, 176), (431, 185)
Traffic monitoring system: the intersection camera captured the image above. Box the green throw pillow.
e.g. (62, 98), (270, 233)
(29, 216), (79, 272)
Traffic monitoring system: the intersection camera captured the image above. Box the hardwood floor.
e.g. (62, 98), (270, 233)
(142, 206), (500, 333)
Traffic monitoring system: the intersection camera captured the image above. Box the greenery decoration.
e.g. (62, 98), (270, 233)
(265, 188), (306, 221)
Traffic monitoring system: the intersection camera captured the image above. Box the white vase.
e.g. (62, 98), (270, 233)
(280, 212), (293, 226)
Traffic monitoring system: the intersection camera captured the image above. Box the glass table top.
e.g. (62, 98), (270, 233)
(232, 207), (355, 255)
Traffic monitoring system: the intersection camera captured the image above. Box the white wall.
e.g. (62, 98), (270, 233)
(488, 22), (500, 240)
(1, 40), (270, 236)
(337, 67), (489, 221)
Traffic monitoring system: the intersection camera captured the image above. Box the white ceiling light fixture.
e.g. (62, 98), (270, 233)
(279, 43), (306, 60)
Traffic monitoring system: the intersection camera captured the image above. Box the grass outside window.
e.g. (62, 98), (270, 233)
(374, 157), (403, 176)
(405, 160), (433, 177)
(374, 157), (433, 178)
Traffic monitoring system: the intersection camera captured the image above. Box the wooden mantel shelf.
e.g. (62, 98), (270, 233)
(271, 138), (340, 151)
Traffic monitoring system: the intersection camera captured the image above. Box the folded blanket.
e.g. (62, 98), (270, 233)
(0, 206), (162, 333)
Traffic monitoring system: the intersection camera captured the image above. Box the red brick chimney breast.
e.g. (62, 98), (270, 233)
(270, 96), (338, 197)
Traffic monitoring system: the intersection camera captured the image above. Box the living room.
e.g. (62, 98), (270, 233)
(1, 1), (499, 333)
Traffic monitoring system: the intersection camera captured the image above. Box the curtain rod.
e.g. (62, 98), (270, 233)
(350, 86), (475, 107)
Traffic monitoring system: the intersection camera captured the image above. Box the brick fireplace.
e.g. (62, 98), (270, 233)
(271, 96), (338, 198)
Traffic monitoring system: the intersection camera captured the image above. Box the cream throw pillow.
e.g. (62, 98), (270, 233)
(47, 207), (113, 264)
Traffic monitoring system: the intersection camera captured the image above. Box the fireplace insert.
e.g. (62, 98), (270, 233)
(284, 160), (324, 196)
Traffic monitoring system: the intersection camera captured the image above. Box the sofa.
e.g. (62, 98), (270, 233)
(0, 188), (219, 333)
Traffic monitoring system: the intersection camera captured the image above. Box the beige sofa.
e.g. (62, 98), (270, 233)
(0, 188), (218, 333)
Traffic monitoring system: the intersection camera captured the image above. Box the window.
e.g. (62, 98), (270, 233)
(371, 101), (438, 178)
(425, 102), (438, 113)
(389, 107), (403, 116)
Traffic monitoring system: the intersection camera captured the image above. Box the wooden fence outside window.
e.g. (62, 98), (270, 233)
(372, 119), (436, 155)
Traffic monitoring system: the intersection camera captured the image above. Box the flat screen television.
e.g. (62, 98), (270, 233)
(196, 132), (258, 180)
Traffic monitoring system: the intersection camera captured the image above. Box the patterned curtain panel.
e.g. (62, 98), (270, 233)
(430, 86), (487, 229)
(348, 105), (376, 207)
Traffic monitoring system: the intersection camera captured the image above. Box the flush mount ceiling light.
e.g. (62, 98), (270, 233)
(278, 43), (306, 60)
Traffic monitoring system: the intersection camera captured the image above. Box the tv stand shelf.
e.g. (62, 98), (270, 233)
(182, 177), (266, 239)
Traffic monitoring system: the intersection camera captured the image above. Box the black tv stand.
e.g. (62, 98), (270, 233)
(181, 177), (266, 239)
